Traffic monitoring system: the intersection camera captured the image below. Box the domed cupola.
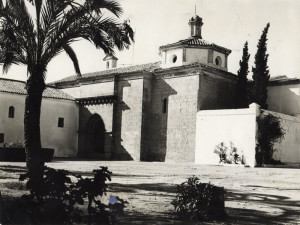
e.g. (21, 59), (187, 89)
(159, 14), (231, 70)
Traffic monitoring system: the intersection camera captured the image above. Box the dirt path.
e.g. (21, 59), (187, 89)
(0, 161), (300, 224)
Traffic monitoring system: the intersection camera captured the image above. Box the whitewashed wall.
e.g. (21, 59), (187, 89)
(195, 103), (300, 167)
(161, 48), (184, 68)
(0, 92), (79, 157)
(0, 93), (25, 143)
(62, 81), (114, 98)
(195, 104), (257, 167)
(40, 98), (79, 157)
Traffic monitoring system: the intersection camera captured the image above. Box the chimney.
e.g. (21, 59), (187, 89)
(103, 54), (118, 69)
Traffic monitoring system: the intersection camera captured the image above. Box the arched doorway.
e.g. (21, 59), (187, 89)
(86, 114), (106, 155)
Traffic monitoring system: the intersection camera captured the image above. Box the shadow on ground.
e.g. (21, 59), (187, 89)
(109, 182), (300, 225)
(0, 165), (27, 173)
(1, 164), (299, 224)
(225, 191), (300, 225)
(110, 182), (176, 194)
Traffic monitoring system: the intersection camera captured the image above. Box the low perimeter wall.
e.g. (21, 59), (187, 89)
(195, 103), (300, 167)
(195, 104), (258, 167)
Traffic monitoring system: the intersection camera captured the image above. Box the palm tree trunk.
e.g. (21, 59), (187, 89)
(24, 77), (45, 187)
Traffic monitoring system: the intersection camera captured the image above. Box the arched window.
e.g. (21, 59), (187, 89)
(8, 106), (15, 118)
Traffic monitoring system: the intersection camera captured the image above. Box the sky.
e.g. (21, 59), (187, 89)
(1, 0), (300, 83)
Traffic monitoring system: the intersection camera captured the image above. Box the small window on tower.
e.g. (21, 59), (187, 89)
(106, 61), (110, 69)
(169, 54), (177, 64)
(8, 106), (15, 118)
(215, 56), (222, 66)
(172, 55), (177, 63)
(162, 98), (168, 114)
(58, 117), (64, 128)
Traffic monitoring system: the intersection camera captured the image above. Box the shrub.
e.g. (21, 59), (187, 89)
(214, 142), (243, 164)
(256, 113), (285, 165)
(16, 166), (125, 224)
(172, 176), (225, 221)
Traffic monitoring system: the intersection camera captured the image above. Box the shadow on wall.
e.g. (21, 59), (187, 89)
(106, 134), (133, 161)
(198, 73), (236, 111)
(78, 106), (133, 160)
(141, 78), (177, 162)
(268, 84), (300, 117)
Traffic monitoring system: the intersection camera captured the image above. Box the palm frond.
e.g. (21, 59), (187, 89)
(63, 44), (81, 76)
(1, 0), (36, 61)
(0, 0), (134, 78)
(86, 0), (123, 17)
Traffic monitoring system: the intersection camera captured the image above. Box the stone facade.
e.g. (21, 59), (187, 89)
(51, 14), (238, 162)
(53, 62), (236, 162)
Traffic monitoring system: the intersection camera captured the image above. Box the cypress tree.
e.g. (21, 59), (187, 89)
(251, 23), (271, 109)
(235, 41), (250, 108)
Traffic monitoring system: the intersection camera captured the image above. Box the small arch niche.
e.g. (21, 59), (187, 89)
(215, 56), (222, 66)
(8, 106), (15, 118)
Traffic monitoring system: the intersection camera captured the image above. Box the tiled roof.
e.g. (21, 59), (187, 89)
(52, 62), (161, 84)
(0, 78), (75, 100)
(159, 37), (231, 54)
(154, 62), (236, 78)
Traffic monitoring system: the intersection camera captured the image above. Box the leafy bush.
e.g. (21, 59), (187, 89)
(214, 142), (244, 164)
(71, 167), (114, 224)
(172, 176), (225, 221)
(256, 113), (285, 165)
(17, 166), (125, 224)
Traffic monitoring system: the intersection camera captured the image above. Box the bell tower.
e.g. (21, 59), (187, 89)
(159, 11), (231, 70)
(189, 15), (204, 38)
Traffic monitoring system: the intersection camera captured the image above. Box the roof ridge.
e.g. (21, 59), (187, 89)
(0, 77), (26, 84)
(51, 61), (161, 85)
(159, 36), (231, 53)
(0, 78), (75, 100)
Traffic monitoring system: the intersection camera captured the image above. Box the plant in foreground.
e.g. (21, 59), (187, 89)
(17, 166), (126, 224)
(172, 176), (226, 221)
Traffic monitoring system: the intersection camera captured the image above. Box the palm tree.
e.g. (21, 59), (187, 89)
(0, 0), (134, 187)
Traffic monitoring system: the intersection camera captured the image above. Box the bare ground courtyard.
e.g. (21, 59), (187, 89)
(0, 160), (300, 224)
